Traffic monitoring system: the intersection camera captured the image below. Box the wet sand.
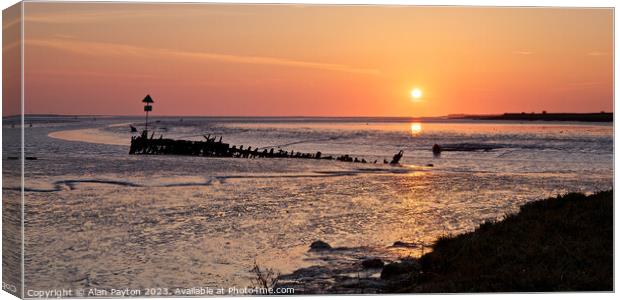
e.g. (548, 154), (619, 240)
(8, 116), (612, 293)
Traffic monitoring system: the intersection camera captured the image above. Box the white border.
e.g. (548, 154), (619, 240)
(0, 1), (616, 300)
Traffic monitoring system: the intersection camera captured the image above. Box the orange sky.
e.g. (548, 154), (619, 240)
(8, 3), (615, 117)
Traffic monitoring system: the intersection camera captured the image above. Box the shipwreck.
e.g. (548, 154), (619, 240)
(128, 95), (404, 165)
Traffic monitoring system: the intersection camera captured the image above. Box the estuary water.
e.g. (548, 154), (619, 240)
(3, 116), (613, 293)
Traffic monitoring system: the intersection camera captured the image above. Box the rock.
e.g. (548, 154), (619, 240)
(309, 240), (332, 251)
(426, 163), (434, 167)
(340, 277), (386, 289)
(392, 241), (418, 248)
(279, 265), (333, 280)
(380, 259), (421, 280)
(361, 258), (384, 269)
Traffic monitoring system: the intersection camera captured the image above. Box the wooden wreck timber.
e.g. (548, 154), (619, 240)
(129, 131), (404, 165)
(128, 95), (403, 164)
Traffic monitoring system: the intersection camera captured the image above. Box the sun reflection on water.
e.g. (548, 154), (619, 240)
(410, 122), (423, 136)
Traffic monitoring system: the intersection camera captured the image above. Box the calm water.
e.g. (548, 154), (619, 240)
(4, 116), (613, 293)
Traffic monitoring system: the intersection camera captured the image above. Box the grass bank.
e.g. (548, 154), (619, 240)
(387, 190), (613, 292)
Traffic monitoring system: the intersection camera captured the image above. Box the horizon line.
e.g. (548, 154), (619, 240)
(3, 111), (613, 119)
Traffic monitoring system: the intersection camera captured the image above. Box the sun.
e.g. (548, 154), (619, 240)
(410, 88), (423, 100)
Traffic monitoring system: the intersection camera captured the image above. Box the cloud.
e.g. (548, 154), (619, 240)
(24, 11), (157, 24)
(23, 8), (254, 24)
(2, 17), (21, 30)
(26, 38), (381, 75)
(587, 51), (607, 56)
(513, 50), (533, 55)
(3, 40), (21, 52)
(553, 81), (610, 91)
(28, 69), (158, 80)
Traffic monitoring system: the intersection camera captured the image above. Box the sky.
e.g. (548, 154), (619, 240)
(5, 3), (614, 117)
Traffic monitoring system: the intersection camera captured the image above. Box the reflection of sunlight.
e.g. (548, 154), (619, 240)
(407, 171), (426, 177)
(410, 122), (423, 135)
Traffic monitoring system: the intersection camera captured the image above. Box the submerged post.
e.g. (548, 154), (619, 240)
(142, 94), (154, 135)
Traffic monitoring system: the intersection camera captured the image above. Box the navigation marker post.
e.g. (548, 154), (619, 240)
(142, 94), (154, 135)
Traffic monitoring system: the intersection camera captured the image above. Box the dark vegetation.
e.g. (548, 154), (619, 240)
(386, 191), (613, 292)
(250, 260), (280, 293)
(462, 112), (612, 122)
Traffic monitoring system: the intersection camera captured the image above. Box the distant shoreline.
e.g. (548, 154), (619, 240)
(456, 112), (613, 122)
(3, 112), (613, 125)
(5, 112), (615, 123)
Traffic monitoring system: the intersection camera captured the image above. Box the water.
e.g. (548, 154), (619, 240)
(4, 116), (613, 293)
